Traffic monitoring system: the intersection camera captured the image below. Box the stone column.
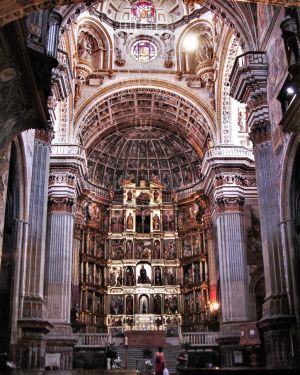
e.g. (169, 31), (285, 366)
(18, 129), (53, 369)
(213, 197), (251, 366)
(0, 145), (11, 266)
(230, 52), (294, 367)
(45, 144), (86, 370)
(215, 197), (249, 322)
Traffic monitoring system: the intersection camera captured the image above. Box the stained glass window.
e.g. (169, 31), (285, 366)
(131, 39), (157, 63)
(131, 1), (156, 24)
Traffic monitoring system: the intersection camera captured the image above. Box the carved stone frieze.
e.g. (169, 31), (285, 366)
(215, 196), (245, 213)
(48, 196), (75, 213)
(49, 171), (76, 188)
(249, 122), (272, 146)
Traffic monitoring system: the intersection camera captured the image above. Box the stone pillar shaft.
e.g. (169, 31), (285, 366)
(215, 200), (249, 322)
(0, 145), (11, 267)
(46, 207), (74, 322)
(24, 133), (50, 306)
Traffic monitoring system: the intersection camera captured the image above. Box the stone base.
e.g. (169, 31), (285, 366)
(46, 323), (77, 370)
(18, 318), (53, 369)
(216, 322), (244, 367)
(258, 315), (296, 368)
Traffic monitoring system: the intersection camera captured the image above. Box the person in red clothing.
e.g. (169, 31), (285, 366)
(155, 347), (165, 375)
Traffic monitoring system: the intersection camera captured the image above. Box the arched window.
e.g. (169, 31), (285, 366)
(131, 1), (156, 24)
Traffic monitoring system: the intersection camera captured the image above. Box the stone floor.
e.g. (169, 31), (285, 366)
(1, 370), (139, 375)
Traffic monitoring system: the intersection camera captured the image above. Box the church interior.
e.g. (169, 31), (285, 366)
(1, 0), (300, 372)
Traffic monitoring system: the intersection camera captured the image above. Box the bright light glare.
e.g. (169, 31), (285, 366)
(211, 302), (220, 311)
(183, 34), (198, 52)
(287, 87), (295, 95)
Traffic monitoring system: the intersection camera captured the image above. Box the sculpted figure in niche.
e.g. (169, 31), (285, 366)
(139, 265), (148, 283)
(126, 267), (135, 286)
(154, 267), (162, 285)
(127, 189), (133, 202)
(195, 31), (214, 67)
(153, 189), (159, 202)
(126, 240), (133, 259)
(78, 32), (95, 62)
(153, 240), (160, 259)
(126, 295), (133, 315)
(153, 214), (160, 230)
(153, 294), (162, 314)
(127, 212), (134, 230)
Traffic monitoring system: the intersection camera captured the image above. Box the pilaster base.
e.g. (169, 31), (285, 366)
(216, 323), (243, 367)
(46, 323), (76, 370)
(258, 314), (296, 368)
(18, 319), (53, 369)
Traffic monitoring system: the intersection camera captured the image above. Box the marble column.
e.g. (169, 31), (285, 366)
(19, 129), (53, 369)
(216, 197), (249, 322)
(230, 52), (294, 367)
(45, 197), (75, 370)
(45, 144), (86, 370)
(0, 145), (11, 266)
(214, 197), (251, 367)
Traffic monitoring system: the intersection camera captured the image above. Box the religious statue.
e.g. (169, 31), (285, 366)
(153, 214), (160, 230)
(153, 294), (162, 315)
(153, 189), (159, 202)
(126, 295), (133, 315)
(77, 32), (94, 62)
(153, 240), (160, 259)
(127, 189), (133, 202)
(139, 265), (147, 283)
(126, 240), (133, 258)
(154, 267), (162, 285)
(126, 212), (134, 230)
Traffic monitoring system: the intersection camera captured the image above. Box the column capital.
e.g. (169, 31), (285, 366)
(48, 196), (75, 214)
(249, 122), (272, 146)
(35, 122), (55, 145)
(215, 196), (245, 214)
(230, 52), (268, 104)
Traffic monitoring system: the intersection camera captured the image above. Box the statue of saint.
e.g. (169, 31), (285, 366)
(127, 190), (133, 202)
(153, 189), (159, 202)
(153, 214), (160, 230)
(139, 265), (147, 283)
(126, 212), (134, 230)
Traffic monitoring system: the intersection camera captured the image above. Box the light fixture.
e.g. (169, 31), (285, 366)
(210, 302), (220, 312)
(183, 33), (198, 52)
(286, 86), (295, 95)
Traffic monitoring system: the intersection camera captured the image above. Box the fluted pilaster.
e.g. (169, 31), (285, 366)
(215, 197), (250, 322)
(23, 130), (51, 316)
(46, 199), (74, 321)
(230, 52), (294, 367)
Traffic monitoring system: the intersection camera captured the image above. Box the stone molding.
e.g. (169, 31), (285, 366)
(215, 196), (245, 214)
(48, 196), (75, 214)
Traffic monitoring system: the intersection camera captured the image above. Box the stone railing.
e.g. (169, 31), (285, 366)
(202, 145), (254, 175)
(181, 332), (218, 346)
(74, 333), (108, 348)
(51, 144), (87, 159)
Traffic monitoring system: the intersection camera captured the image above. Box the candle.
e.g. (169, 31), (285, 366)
(125, 337), (128, 346)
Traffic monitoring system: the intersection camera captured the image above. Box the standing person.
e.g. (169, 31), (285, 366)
(177, 348), (188, 372)
(155, 347), (165, 375)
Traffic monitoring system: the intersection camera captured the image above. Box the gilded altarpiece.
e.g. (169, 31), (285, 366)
(72, 183), (212, 335)
(178, 198), (211, 331)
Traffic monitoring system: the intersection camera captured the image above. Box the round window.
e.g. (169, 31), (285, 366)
(131, 39), (157, 63)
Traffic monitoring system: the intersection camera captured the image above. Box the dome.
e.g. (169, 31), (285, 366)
(87, 126), (202, 191)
